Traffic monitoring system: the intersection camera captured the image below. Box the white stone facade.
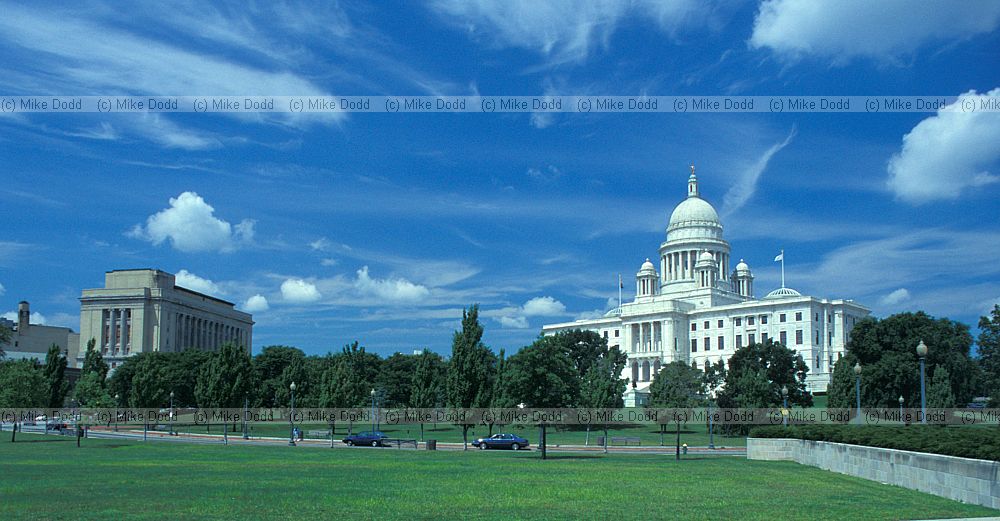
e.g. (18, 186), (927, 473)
(78, 269), (253, 369)
(542, 169), (869, 402)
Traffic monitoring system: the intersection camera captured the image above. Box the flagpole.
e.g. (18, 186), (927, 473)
(618, 274), (623, 311)
(780, 249), (785, 289)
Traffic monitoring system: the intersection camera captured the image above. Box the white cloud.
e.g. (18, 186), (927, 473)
(721, 126), (796, 217)
(879, 288), (911, 307)
(0, 282), (4, 296)
(430, 0), (703, 65)
(497, 315), (529, 329)
(527, 165), (562, 182)
(129, 192), (255, 253)
(2, 311), (47, 325)
(281, 278), (322, 304)
(310, 238), (332, 251)
(354, 266), (430, 303)
(522, 296), (567, 316)
(175, 270), (222, 296)
(242, 294), (269, 313)
(320, 258), (338, 266)
(576, 309), (607, 320)
(887, 89), (1000, 203)
(750, 0), (1000, 63)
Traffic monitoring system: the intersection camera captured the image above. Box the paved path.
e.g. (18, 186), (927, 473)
(48, 425), (747, 456)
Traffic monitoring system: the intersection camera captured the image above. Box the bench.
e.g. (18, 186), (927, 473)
(307, 429), (332, 437)
(596, 436), (641, 446)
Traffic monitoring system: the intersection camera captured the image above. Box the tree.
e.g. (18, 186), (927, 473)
(42, 344), (69, 408)
(195, 342), (255, 416)
(927, 366), (956, 409)
(722, 339), (812, 408)
(0, 359), (46, 407)
(977, 305), (1000, 406)
(826, 353), (859, 409)
(73, 371), (114, 407)
(252, 346), (306, 407)
(0, 323), (11, 358)
(376, 352), (417, 408)
(648, 361), (707, 454)
(834, 312), (978, 408)
(485, 348), (514, 435)
(81, 338), (109, 383)
(505, 335), (577, 459)
(446, 305), (497, 450)
(410, 350), (446, 440)
(318, 342), (381, 408)
(578, 346), (627, 450)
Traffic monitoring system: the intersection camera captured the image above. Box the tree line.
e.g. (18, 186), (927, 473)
(1, 305), (998, 434)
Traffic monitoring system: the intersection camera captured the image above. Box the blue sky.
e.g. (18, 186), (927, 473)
(1, 1), (999, 356)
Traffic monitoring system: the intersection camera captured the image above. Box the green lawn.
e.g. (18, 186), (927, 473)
(2, 433), (995, 520)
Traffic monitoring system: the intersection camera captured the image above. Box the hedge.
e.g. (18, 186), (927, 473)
(749, 424), (1000, 461)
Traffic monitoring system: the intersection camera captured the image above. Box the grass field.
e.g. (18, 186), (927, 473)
(2, 433), (996, 520)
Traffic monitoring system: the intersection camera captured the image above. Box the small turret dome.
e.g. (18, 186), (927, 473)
(735, 259), (750, 272)
(640, 258), (656, 271)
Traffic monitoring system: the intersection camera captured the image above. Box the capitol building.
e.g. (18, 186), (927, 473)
(542, 168), (869, 404)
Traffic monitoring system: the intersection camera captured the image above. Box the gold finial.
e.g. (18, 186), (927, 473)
(690, 164), (696, 176)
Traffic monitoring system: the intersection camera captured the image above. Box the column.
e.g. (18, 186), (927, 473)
(120, 308), (128, 354)
(109, 308), (118, 353)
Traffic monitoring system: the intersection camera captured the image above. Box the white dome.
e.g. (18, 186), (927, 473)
(735, 259), (750, 272)
(698, 251), (715, 262)
(668, 197), (720, 230)
(764, 287), (802, 299)
(640, 258), (656, 272)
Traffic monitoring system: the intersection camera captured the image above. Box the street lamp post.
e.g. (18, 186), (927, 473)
(243, 395), (249, 440)
(781, 385), (789, 427)
(853, 363), (862, 424)
(916, 340), (928, 425)
(169, 391), (175, 436)
(898, 395), (904, 424)
(708, 391), (715, 448)
(114, 394), (120, 432)
(370, 388), (376, 433)
(289, 382), (297, 446)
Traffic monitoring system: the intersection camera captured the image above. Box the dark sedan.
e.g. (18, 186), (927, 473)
(342, 431), (389, 447)
(472, 433), (529, 450)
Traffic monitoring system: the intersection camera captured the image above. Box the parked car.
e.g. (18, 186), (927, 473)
(472, 433), (529, 450)
(342, 431), (389, 447)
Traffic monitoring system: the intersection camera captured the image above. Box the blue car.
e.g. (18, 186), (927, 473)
(472, 433), (529, 450)
(343, 431), (389, 447)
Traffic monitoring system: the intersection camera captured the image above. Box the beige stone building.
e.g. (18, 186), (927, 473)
(78, 269), (253, 369)
(0, 301), (80, 363)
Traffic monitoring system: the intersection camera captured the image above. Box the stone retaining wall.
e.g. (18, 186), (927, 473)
(747, 437), (999, 510)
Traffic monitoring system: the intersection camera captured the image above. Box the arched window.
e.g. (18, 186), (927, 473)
(631, 362), (639, 384)
(653, 359), (661, 375)
(641, 361), (650, 382)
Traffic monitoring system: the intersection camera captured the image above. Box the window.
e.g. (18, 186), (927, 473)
(816, 331), (820, 344)
(704, 337), (710, 351)
(795, 330), (803, 345)
(736, 335), (743, 348)
(718, 336), (725, 350)
(828, 331), (833, 346)
(815, 313), (819, 321)
(603, 331), (608, 339)
(735, 317), (742, 327)
(795, 312), (802, 321)
(815, 356), (820, 369)
(691, 339), (697, 352)
(704, 321), (710, 330)
(748, 316), (755, 326)
(761, 333), (769, 343)
(691, 323), (697, 331)
(761, 315), (768, 325)
(748, 333), (756, 344)
(779, 313), (786, 323)
(828, 355), (833, 368)
(779, 331), (787, 345)
(615, 329), (620, 337)
(717, 319), (724, 328)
